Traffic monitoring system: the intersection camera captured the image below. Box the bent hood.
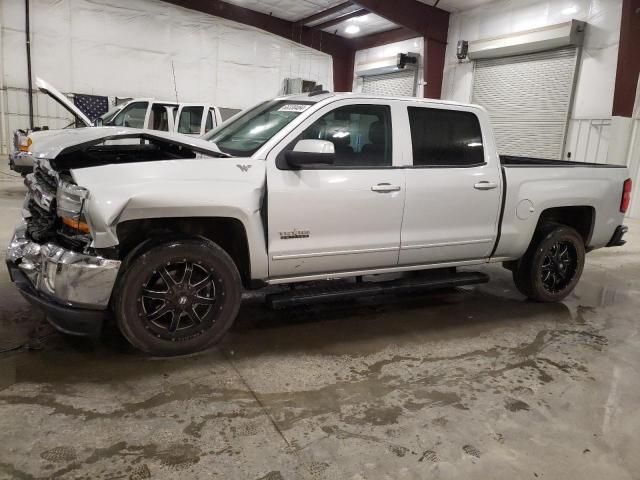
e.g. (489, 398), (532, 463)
(30, 127), (228, 165)
(71, 152), (266, 249)
(36, 77), (93, 127)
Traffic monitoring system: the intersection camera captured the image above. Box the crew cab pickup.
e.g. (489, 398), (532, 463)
(6, 92), (631, 355)
(9, 77), (226, 174)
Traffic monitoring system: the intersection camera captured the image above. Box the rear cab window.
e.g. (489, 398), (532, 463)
(407, 107), (484, 167)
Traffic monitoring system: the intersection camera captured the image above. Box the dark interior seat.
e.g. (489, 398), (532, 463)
(361, 121), (386, 165)
(332, 133), (353, 155)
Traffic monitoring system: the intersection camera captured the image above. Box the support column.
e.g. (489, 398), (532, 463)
(332, 50), (356, 92)
(612, 0), (640, 117)
(423, 38), (447, 99)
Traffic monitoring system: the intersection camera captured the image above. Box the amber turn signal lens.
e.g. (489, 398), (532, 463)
(61, 216), (90, 234)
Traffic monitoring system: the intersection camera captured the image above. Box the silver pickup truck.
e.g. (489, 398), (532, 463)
(6, 92), (631, 355)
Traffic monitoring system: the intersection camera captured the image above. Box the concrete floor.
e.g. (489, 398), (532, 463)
(1, 157), (640, 480)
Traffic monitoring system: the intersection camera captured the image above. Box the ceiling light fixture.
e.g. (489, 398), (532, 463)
(561, 5), (578, 15)
(345, 24), (361, 35)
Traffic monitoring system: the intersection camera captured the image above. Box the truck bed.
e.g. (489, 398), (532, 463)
(500, 155), (627, 168)
(494, 155), (629, 261)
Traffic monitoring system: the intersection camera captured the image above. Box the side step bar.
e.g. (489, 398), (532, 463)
(266, 271), (489, 309)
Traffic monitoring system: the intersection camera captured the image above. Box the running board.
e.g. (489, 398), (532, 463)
(266, 271), (489, 309)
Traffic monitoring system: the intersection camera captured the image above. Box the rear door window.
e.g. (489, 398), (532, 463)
(178, 106), (204, 135)
(408, 107), (484, 167)
(148, 104), (173, 131)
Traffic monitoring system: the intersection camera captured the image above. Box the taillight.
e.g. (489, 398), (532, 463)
(621, 178), (632, 213)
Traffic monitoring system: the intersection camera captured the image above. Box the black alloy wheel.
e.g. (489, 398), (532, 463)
(115, 237), (242, 355)
(512, 224), (585, 303)
(540, 240), (578, 294)
(139, 260), (222, 342)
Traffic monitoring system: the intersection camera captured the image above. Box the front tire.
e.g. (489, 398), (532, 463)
(114, 237), (242, 356)
(512, 225), (585, 302)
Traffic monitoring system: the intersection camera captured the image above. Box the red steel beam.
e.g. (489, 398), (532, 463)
(423, 38), (447, 99)
(350, 0), (450, 99)
(333, 51), (357, 92)
(350, 0), (449, 42)
(352, 27), (419, 50)
(612, 0), (640, 117)
(313, 9), (368, 30)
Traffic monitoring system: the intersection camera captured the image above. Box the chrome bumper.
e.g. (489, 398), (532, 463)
(9, 151), (34, 167)
(7, 221), (121, 310)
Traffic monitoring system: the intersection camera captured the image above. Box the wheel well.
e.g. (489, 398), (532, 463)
(116, 217), (251, 287)
(535, 206), (595, 245)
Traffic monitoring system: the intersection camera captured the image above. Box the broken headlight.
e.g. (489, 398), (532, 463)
(56, 181), (91, 234)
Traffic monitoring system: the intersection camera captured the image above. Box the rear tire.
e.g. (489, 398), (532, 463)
(512, 224), (585, 302)
(114, 237), (242, 356)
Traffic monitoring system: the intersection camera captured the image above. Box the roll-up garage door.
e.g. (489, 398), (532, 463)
(472, 46), (579, 159)
(362, 69), (417, 97)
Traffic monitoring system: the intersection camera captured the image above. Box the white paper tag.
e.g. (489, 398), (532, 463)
(278, 104), (311, 113)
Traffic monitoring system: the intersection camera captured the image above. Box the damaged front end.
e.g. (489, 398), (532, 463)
(6, 129), (232, 336)
(6, 159), (121, 336)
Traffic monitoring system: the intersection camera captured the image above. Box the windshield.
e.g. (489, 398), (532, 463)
(100, 105), (125, 125)
(203, 100), (313, 156)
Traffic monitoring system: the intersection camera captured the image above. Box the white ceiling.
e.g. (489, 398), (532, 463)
(320, 13), (398, 38)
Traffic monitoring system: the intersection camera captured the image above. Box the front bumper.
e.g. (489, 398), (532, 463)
(8, 151), (34, 174)
(6, 221), (121, 336)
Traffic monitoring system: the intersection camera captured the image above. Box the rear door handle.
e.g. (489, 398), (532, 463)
(371, 183), (401, 193)
(474, 181), (498, 190)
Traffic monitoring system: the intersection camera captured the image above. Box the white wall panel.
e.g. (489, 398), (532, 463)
(0, 0), (333, 153)
(572, 43), (619, 119)
(564, 118), (611, 163)
(0, 4), (332, 108)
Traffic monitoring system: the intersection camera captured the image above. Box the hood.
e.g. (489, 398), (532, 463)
(30, 127), (230, 169)
(36, 77), (93, 127)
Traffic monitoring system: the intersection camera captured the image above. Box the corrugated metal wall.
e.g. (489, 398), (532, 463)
(472, 47), (579, 159)
(362, 70), (418, 97)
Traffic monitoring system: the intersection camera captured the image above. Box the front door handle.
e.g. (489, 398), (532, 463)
(371, 183), (401, 193)
(474, 181), (498, 190)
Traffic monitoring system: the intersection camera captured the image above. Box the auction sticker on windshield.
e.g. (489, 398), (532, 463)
(278, 104), (311, 113)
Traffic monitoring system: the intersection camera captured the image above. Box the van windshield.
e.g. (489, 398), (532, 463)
(203, 100), (313, 156)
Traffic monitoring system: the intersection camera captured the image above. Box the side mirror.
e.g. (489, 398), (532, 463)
(94, 117), (103, 127)
(285, 139), (335, 168)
